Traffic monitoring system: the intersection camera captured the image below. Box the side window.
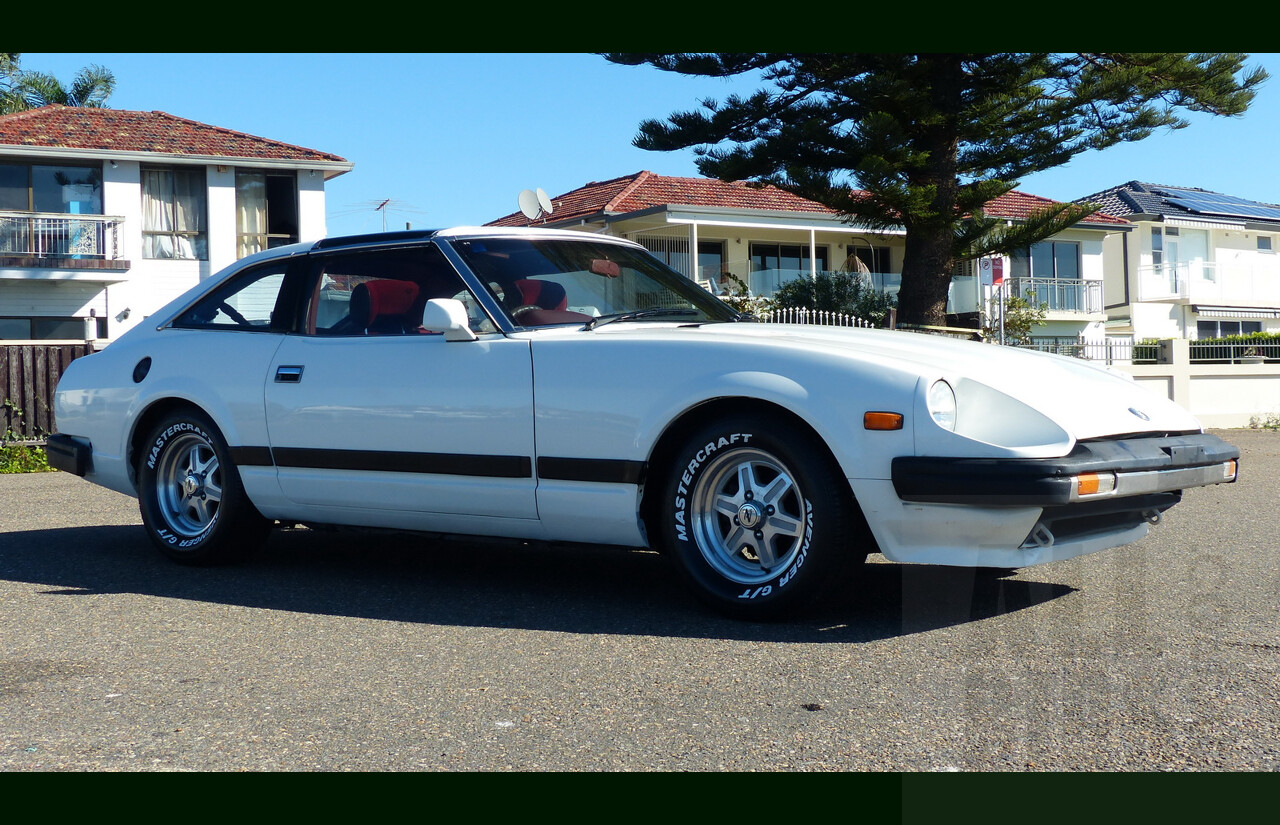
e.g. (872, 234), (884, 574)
(305, 244), (495, 336)
(173, 261), (290, 330)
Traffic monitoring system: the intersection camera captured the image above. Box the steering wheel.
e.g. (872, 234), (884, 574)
(217, 301), (251, 327)
(510, 305), (542, 321)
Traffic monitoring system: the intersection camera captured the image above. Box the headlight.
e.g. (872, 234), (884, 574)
(927, 380), (957, 431)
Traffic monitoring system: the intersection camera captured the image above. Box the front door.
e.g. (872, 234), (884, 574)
(264, 333), (536, 518)
(263, 244), (537, 520)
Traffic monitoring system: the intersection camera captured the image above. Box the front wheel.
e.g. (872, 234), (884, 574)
(657, 416), (864, 619)
(137, 410), (269, 565)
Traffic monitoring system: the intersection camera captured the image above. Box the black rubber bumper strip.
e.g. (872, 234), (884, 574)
(46, 433), (92, 476)
(892, 432), (1239, 505)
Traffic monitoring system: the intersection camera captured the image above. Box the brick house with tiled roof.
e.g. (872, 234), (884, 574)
(1075, 180), (1280, 341)
(490, 171), (1131, 342)
(488, 171), (843, 228)
(1, 105), (351, 342)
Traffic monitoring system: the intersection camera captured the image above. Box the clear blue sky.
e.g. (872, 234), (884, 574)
(19, 53), (1280, 237)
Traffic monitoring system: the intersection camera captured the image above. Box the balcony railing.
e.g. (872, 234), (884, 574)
(1136, 261), (1280, 305)
(1017, 336), (1136, 364)
(0, 211), (125, 261)
(1189, 339), (1280, 364)
(699, 266), (901, 300)
(1004, 277), (1103, 314)
(698, 267), (1102, 318)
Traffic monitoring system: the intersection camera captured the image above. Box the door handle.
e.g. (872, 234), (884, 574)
(275, 365), (304, 383)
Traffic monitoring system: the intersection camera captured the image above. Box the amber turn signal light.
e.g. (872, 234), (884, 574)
(1076, 472), (1117, 497)
(863, 411), (904, 431)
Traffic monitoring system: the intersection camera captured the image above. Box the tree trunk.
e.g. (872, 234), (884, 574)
(894, 55), (964, 329)
(896, 229), (954, 327)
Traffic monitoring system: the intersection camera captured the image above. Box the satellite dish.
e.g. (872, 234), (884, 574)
(518, 188), (555, 221)
(518, 189), (541, 220)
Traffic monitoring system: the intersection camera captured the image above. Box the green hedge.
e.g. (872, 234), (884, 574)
(0, 443), (52, 474)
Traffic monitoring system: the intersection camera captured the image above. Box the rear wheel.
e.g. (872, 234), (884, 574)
(137, 410), (270, 565)
(657, 415), (864, 619)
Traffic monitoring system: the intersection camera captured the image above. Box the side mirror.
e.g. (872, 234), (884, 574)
(422, 298), (478, 342)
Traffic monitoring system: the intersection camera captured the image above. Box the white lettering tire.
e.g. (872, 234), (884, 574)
(658, 415), (860, 619)
(137, 410), (270, 565)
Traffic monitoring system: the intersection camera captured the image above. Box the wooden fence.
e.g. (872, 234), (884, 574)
(1, 343), (94, 442)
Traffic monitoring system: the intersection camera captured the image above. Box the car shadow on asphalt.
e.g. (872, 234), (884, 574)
(0, 524), (1075, 643)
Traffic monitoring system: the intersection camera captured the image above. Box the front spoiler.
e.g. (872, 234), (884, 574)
(891, 432), (1239, 506)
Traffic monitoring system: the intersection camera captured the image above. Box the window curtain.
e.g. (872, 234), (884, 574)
(236, 174), (267, 259)
(172, 170), (205, 259)
(142, 170), (175, 259)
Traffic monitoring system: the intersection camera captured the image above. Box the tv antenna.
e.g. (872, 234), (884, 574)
(333, 198), (428, 232)
(518, 188), (554, 222)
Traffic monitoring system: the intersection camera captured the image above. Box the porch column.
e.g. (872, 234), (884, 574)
(688, 222), (699, 280)
(810, 229), (817, 279)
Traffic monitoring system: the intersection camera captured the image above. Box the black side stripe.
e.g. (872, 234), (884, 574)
(230, 446), (274, 466)
(272, 447), (532, 478)
(229, 447), (646, 484)
(537, 457), (647, 485)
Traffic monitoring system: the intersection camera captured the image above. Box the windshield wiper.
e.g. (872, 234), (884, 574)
(583, 308), (698, 331)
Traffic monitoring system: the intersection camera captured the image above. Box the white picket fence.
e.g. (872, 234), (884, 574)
(753, 307), (875, 328)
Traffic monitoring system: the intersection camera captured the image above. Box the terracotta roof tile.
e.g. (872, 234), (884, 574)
(488, 171), (1129, 228)
(0, 105), (347, 163)
(487, 171), (841, 227)
(984, 189), (1131, 226)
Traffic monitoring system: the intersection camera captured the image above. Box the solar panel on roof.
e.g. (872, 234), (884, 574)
(1161, 189), (1280, 221)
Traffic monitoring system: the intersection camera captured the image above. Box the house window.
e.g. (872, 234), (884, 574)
(695, 240), (725, 282)
(0, 315), (105, 340)
(750, 243), (829, 274)
(0, 164), (28, 210)
(142, 168), (207, 260)
(1197, 320), (1262, 338)
(236, 171), (298, 259)
(0, 163), (103, 256)
(1010, 241), (1079, 279)
(1259, 236), (1273, 252)
(0, 163), (102, 213)
(846, 243), (891, 274)
(640, 238), (724, 281)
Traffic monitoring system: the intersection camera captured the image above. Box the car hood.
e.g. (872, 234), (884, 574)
(575, 322), (1203, 440)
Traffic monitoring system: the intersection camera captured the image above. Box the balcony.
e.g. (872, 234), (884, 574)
(1004, 277), (1102, 315)
(0, 211), (129, 271)
(1136, 261), (1280, 306)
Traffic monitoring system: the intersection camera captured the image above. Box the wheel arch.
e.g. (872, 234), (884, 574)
(639, 396), (878, 554)
(127, 397), (217, 486)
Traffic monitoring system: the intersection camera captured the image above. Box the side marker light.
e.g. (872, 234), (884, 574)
(864, 412), (904, 431)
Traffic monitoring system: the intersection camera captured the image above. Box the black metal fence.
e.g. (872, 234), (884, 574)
(1188, 339), (1280, 364)
(1019, 337), (1138, 365)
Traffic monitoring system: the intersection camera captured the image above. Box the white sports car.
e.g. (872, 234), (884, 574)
(48, 227), (1239, 619)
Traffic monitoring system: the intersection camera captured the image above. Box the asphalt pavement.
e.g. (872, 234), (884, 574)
(0, 430), (1276, 771)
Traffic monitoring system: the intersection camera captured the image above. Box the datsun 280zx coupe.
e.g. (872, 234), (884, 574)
(47, 227), (1239, 619)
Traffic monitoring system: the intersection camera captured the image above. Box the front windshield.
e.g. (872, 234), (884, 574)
(450, 236), (739, 328)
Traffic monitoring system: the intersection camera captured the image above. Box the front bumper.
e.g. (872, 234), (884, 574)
(891, 432), (1238, 506)
(890, 431), (1238, 555)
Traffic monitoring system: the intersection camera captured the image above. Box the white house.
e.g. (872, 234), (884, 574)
(488, 171), (1132, 345)
(1078, 181), (1280, 342)
(948, 190), (1131, 349)
(0, 105), (352, 342)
